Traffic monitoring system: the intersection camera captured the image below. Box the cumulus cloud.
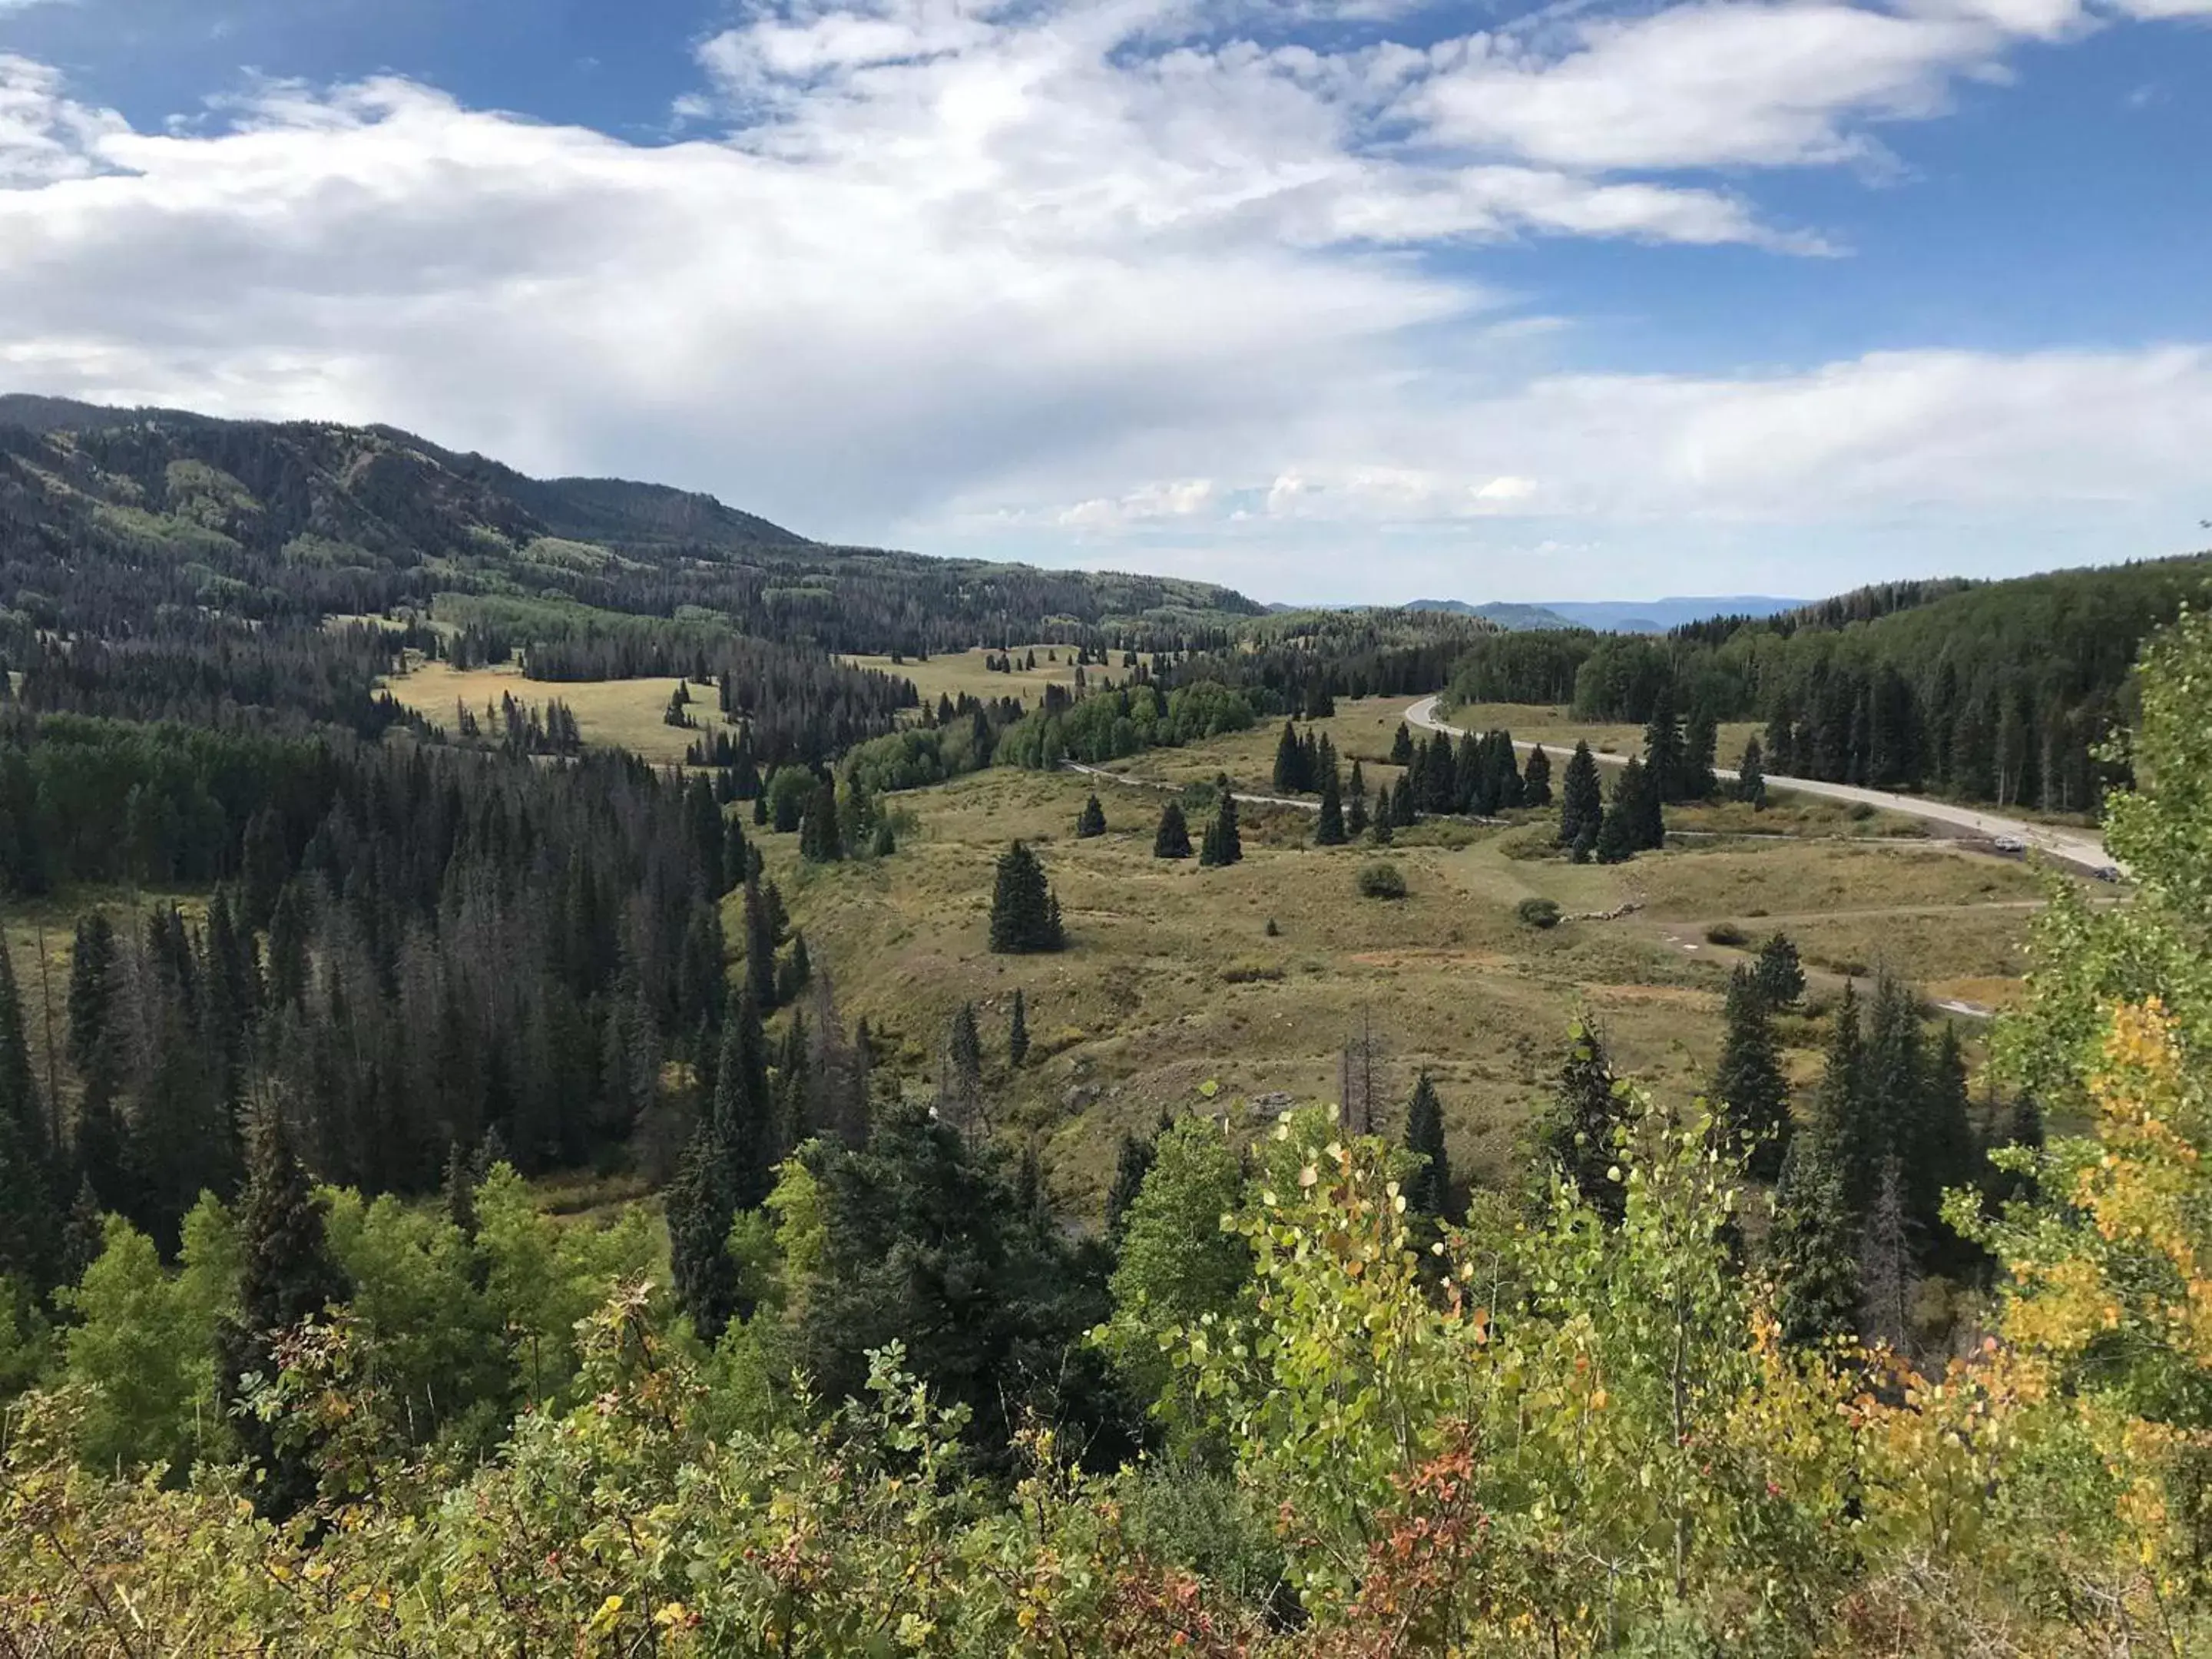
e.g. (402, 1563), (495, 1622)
(0, 0), (2205, 600)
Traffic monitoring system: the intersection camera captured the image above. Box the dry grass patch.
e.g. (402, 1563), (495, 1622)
(382, 660), (740, 766)
(840, 645), (1127, 710)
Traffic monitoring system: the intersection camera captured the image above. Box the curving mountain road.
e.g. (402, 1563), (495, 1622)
(1402, 696), (2119, 878)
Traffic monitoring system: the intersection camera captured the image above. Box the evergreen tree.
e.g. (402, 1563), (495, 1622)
(1392, 771), (1419, 827)
(1816, 982), (1876, 1213)
(665, 1126), (740, 1342)
(742, 873), (781, 1008)
(1346, 761), (1369, 836)
(1541, 1020), (1627, 1224)
(1200, 784), (1242, 867)
(1859, 1156), (1915, 1351)
(1076, 793), (1107, 838)
(989, 840), (1063, 952)
(1916, 1022), (1979, 1247)
(1389, 723), (1414, 765)
(1402, 1071), (1455, 1224)
(267, 883), (310, 1009)
(217, 1106), (349, 1519)
(1273, 721), (1307, 793)
(1712, 967), (1791, 1181)
(1768, 1130), (1860, 1348)
(1008, 988), (1029, 1069)
(1153, 800), (1192, 859)
(943, 1002), (982, 1128)
(1522, 743), (1552, 808)
(1315, 765), (1346, 846)
(0, 936), (54, 1284)
(1750, 932), (1806, 1011)
(870, 818), (897, 857)
(717, 988), (780, 1210)
(1594, 758), (1647, 863)
(1643, 682), (1684, 802)
(1736, 736), (1768, 809)
(1558, 741), (1603, 848)
(798, 780), (843, 863)
(1681, 707), (1719, 801)
(1863, 971), (1925, 1215)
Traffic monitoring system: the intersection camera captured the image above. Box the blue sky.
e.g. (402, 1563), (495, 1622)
(1, 0), (2207, 604)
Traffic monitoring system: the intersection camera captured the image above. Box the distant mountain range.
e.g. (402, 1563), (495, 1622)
(1407, 595), (1809, 634)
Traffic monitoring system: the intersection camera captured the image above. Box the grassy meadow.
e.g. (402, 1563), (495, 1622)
(381, 659), (738, 766)
(748, 707), (2074, 1216)
(839, 644), (1131, 709)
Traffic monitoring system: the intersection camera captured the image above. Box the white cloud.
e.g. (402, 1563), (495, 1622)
(1410, 0), (2090, 173)
(0, 0), (2206, 602)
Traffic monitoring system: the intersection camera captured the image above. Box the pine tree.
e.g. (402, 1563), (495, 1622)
(665, 1126), (740, 1342)
(1859, 1155), (1915, 1351)
(1200, 783), (1241, 867)
(1273, 721), (1306, 793)
(1863, 971), (1925, 1215)
(1346, 761), (1369, 836)
(217, 1106), (350, 1519)
(1712, 967), (1791, 1180)
(942, 1002), (982, 1129)
(1558, 741), (1603, 848)
(1402, 1071), (1454, 1223)
(1750, 932), (1806, 1011)
(1681, 707), (1719, 801)
(1008, 989), (1029, 1069)
(871, 818), (897, 857)
(989, 840), (1063, 952)
(799, 781), (843, 863)
(1594, 758), (1647, 863)
(1390, 724), (1415, 766)
(1315, 764), (1346, 846)
(1736, 735), (1768, 808)
(717, 988), (779, 1212)
(743, 873), (783, 1009)
(1522, 743), (1552, 808)
(1076, 793), (1107, 838)
(1916, 1022), (1979, 1245)
(1816, 982), (1876, 1213)
(777, 1010), (813, 1151)
(1392, 770), (1419, 827)
(1153, 800), (1192, 859)
(1541, 1020), (1628, 1224)
(1643, 682), (1683, 802)
(0, 936), (54, 1284)
(1769, 1129), (1861, 1348)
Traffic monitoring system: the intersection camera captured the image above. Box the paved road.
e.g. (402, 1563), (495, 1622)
(1402, 696), (2119, 878)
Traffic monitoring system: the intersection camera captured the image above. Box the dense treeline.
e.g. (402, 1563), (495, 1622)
(0, 723), (751, 1267)
(1448, 553), (2212, 811)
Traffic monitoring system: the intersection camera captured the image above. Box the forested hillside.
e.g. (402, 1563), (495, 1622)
(1448, 553), (2212, 813)
(0, 399), (1264, 654)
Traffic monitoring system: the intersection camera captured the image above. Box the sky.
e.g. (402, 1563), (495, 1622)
(0, 0), (2207, 605)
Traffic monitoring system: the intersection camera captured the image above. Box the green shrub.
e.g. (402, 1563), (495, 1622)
(1704, 922), (1748, 947)
(1356, 862), (1407, 900)
(1517, 897), (1562, 930)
